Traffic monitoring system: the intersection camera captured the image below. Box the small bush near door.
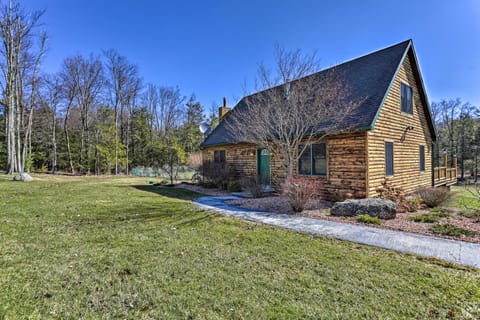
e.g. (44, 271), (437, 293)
(241, 175), (264, 198)
(227, 181), (242, 192)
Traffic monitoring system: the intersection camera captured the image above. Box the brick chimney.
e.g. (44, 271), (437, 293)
(218, 97), (231, 122)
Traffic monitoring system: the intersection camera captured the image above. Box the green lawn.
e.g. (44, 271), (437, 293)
(450, 185), (480, 218)
(0, 175), (479, 319)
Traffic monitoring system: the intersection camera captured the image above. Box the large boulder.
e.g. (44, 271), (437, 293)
(13, 173), (33, 182)
(330, 198), (397, 220)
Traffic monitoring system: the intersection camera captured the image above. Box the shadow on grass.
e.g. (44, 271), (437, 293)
(73, 185), (214, 227)
(76, 203), (216, 228)
(133, 185), (205, 201)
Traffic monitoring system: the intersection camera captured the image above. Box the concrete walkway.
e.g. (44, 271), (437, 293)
(193, 196), (480, 268)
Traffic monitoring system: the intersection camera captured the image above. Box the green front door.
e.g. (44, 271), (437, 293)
(257, 148), (271, 186)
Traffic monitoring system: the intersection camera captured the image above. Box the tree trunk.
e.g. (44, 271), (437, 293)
(64, 103), (74, 174)
(51, 106), (57, 173)
(95, 130), (100, 175)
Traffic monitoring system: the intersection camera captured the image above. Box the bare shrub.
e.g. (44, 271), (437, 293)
(416, 186), (451, 208)
(281, 177), (318, 212)
(376, 178), (410, 213)
(241, 175), (264, 198)
(330, 190), (353, 203)
(196, 160), (233, 189)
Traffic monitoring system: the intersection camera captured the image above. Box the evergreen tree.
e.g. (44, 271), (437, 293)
(179, 95), (205, 153)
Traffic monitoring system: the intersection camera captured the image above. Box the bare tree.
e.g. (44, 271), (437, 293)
(40, 74), (61, 173)
(104, 49), (140, 174)
(143, 83), (159, 135)
(158, 86), (184, 135)
(61, 54), (104, 173)
(0, 0), (46, 175)
(59, 64), (76, 174)
(124, 79), (141, 174)
(142, 84), (184, 137)
(226, 45), (361, 177)
(432, 99), (462, 166)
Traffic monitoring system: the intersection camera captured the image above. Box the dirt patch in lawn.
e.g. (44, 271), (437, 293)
(226, 195), (480, 243)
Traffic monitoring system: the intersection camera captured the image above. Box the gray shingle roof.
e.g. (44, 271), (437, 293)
(202, 40), (432, 147)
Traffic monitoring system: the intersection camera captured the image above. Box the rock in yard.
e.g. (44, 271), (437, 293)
(13, 173), (33, 182)
(331, 198), (397, 219)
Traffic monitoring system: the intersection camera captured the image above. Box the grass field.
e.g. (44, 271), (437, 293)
(0, 175), (479, 319)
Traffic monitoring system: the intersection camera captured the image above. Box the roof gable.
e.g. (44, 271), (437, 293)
(202, 40), (435, 147)
(370, 41), (436, 141)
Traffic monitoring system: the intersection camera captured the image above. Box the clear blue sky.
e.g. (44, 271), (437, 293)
(23, 0), (480, 110)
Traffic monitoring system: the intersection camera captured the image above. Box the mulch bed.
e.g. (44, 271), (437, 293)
(225, 195), (480, 244)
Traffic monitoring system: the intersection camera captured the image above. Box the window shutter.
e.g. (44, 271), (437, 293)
(419, 145), (425, 171)
(385, 142), (394, 176)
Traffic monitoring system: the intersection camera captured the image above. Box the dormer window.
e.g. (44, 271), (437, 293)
(401, 83), (413, 114)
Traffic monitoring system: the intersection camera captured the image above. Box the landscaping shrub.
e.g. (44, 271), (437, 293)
(331, 190), (352, 203)
(191, 171), (202, 184)
(196, 160), (234, 190)
(409, 212), (450, 223)
(431, 224), (477, 237)
(281, 177), (318, 212)
(459, 210), (480, 219)
(227, 181), (242, 192)
(406, 196), (423, 212)
(356, 214), (383, 225)
(430, 207), (454, 215)
(416, 186), (451, 208)
(241, 175), (264, 198)
(376, 179), (410, 212)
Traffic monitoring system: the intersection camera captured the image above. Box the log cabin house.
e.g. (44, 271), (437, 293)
(200, 40), (457, 200)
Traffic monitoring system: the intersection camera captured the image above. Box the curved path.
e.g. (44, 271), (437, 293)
(193, 196), (480, 268)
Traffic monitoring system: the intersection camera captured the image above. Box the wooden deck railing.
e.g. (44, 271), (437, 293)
(434, 167), (457, 186)
(434, 154), (457, 187)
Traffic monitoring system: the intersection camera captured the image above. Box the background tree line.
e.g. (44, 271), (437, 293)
(432, 99), (480, 181)
(0, 1), (478, 180)
(0, 1), (218, 176)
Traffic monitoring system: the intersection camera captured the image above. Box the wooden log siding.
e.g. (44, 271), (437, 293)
(202, 144), (258, 179)
(318, 132), (368, 199)
(204, 132), (368, 200)
(366, 51), (433, 196)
